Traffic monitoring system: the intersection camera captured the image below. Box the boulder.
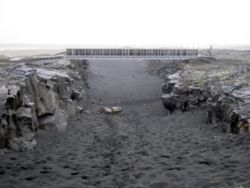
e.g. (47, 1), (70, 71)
(0, 86), (8, 148)
(61, 99), (77, 117)
(38, 109), (68, 132)
(161, 94), (177, 112)
(25, 73), (59, 117)
(0, 118), (7, 148)
(3, 86), (38, 151)
(8, 137), (37, 152)
(100, 106), (123, 114)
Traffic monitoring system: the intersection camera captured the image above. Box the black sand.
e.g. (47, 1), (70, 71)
(0, 59), (250, 188)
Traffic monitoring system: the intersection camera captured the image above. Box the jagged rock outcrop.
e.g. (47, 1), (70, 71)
(161, 58), (250, 134)
(162, 71), (207, 112)
(0, 58), (89, 151)
(0, 84), (38, 151)
(0, 85), (8, 148)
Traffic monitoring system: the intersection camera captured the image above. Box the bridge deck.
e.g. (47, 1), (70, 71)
(66, 55), (199, 60)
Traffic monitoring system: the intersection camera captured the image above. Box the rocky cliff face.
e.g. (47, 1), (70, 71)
(160, 58), (250, 134)
(0, 58), (88, 151)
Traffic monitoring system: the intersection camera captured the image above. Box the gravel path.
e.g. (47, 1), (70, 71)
(0, 59), (250, 188)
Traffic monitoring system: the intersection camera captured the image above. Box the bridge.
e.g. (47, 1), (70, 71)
(66, 48), (199, 60)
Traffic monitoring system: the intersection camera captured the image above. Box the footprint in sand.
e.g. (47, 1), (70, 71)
(149, 182), (169, 188)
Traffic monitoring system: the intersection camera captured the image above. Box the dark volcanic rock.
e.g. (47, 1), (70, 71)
(0, 58), (89, 151)
(161, 58), (250, 134)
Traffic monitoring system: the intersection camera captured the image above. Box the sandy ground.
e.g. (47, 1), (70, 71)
(0, 59), (250, 188)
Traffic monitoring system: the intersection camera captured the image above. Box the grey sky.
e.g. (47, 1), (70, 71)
(0, 0), (249, 47)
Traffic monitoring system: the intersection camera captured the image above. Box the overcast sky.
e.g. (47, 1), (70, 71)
(0, 0), (249, 48)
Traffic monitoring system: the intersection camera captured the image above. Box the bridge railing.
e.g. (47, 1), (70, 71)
(66, 48), (199, 57)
